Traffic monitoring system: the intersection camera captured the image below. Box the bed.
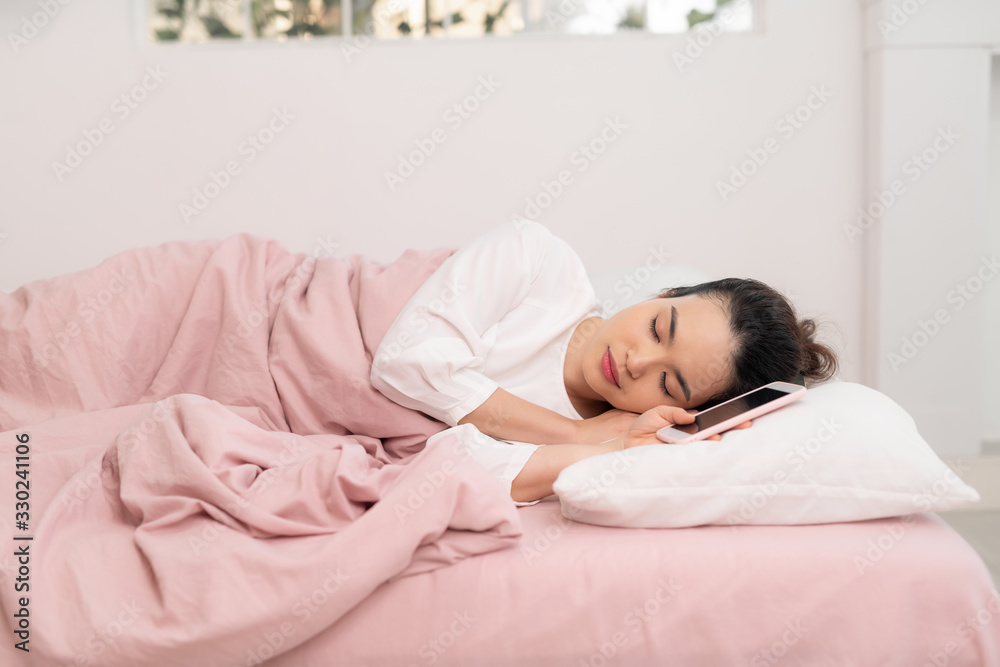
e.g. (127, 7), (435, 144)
(268, 500), (1000, 667)
(0, 234), (996, 666)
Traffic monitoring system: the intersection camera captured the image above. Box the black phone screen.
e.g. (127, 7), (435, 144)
(670, 387), (789, 435)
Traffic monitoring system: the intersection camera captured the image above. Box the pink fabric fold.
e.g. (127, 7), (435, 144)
(0, 234), (521, 666)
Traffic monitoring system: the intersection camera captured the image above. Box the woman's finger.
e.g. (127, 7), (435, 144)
(706, 420), (754, 441)
(649, 405), (694, 424)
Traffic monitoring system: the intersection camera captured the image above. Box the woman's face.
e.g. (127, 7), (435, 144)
(579, 294), (736, 413)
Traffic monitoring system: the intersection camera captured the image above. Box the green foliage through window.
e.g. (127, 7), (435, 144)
(147, 0), (751, 41)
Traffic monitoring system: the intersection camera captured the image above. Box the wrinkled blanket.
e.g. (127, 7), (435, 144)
(0, 234), (522, 666)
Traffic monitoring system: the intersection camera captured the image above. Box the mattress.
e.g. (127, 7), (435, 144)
(268, 500), (1000, 666)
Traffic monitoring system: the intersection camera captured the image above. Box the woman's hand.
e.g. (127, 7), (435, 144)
(615, 405), (753, 450)
(572, 408), (641, 444)
(510, 407), (751, 503)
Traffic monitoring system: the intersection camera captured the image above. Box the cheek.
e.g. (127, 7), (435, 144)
(629, 384), (662, 413)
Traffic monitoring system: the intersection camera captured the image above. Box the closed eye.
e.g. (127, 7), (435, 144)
(651, 316), (671, 396)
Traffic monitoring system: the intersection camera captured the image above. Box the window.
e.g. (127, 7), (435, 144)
(147, 0), (753, 42)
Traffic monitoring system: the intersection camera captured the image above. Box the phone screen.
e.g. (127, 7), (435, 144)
(670, 387), (790, 435)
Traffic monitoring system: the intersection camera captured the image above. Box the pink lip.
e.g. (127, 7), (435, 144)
(602, 348), (620, 388)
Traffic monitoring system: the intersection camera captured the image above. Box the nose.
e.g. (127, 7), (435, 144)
(626, 344), (662, 379)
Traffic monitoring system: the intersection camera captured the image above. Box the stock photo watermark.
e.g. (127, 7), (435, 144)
(62, 458), (113, 514)
(10, 431), (33, 654)
(547, 241), (675, 370)
(223, 234), (342, 354)
(67, 399), (182, 511)
(523, 450), (637, 564)
(341, 0), (405, 62)
(407, 610), (477, 666)
(886, 254), (998, 371)
(544, 0), (586, 30)
(394, 459), (459, 523)
(520, 509), (574, 565)
(607, 246), (674, 308)
(843, 126), (959, 243)
(384, 76), (502, 192)
(179, 107), (295, 224)
(852, 461), (970, 575)
(749, 619), (809, 667)
(580, 578), (681, 667)
(877, 0), (932, 38)
(8, 0), (72, 53)
(72, 599), (146, 666)
(191, 434), (313, 557)
(672, 0), (751, 73)
(715, 85), (833, 202)
(912, 460), (971, 513)
(724, 416), (843, 526)
(51, 65), (168, 182)
(920, 591), (1000, 667)
(851, 514), (918, 575)
(28, 265), (137, 380)
(235, 566), (350, 666)
(374, 276), (467, 367)
(510, 116), (628, 223)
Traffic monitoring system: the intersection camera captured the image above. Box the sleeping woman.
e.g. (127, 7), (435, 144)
(370, 220), (839, 504)
(1, 220), (838, 507)
(0, 220), (839, 666)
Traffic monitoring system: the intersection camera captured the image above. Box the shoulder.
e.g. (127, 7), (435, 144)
(441, 220), (587, 291)
(508, 219), (565, 247)
(489, 219), (580, 264)
(446, 220), (569, 275)
(508, 222), (587, 293)
(474, 218), (554, 249)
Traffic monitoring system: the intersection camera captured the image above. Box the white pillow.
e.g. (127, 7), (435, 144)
(589, 263), (711, 316)
(552, 380), (981, 528)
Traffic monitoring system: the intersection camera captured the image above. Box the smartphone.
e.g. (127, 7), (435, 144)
(655, 381), (806, 444)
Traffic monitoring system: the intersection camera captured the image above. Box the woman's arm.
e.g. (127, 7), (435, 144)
(371, 221), (617, 443)
(371, 221), (555, 427)
(458, 386), (639, 446)
(510, 406), (753, 503)
(510, 439), (621, 502)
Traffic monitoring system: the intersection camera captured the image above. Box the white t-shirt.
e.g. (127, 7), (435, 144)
(370, 220), (601, 501)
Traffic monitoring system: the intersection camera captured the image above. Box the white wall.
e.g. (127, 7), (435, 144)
(2, 2), (864, 408)
(862, 0), (999, 456)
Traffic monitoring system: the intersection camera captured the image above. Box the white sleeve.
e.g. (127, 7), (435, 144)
(426, 424), (543, 507)
(370, 220), (553, 427)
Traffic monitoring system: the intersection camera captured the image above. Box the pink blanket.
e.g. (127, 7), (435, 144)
(0, 235), (522, 666)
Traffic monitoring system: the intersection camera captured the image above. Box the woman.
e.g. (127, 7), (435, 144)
(370, 220), (839, 503)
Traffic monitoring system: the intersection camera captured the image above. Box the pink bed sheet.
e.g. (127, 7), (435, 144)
(0, 234), (523, 666)
(267, 500), (1000, 666)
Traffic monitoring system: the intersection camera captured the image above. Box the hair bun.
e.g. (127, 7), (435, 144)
(798, 317), (838, 383)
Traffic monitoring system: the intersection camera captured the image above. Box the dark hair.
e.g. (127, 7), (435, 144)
(659, 278), (839, 410)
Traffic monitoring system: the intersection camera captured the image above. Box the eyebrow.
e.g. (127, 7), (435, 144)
(670, 306), (691, 402)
